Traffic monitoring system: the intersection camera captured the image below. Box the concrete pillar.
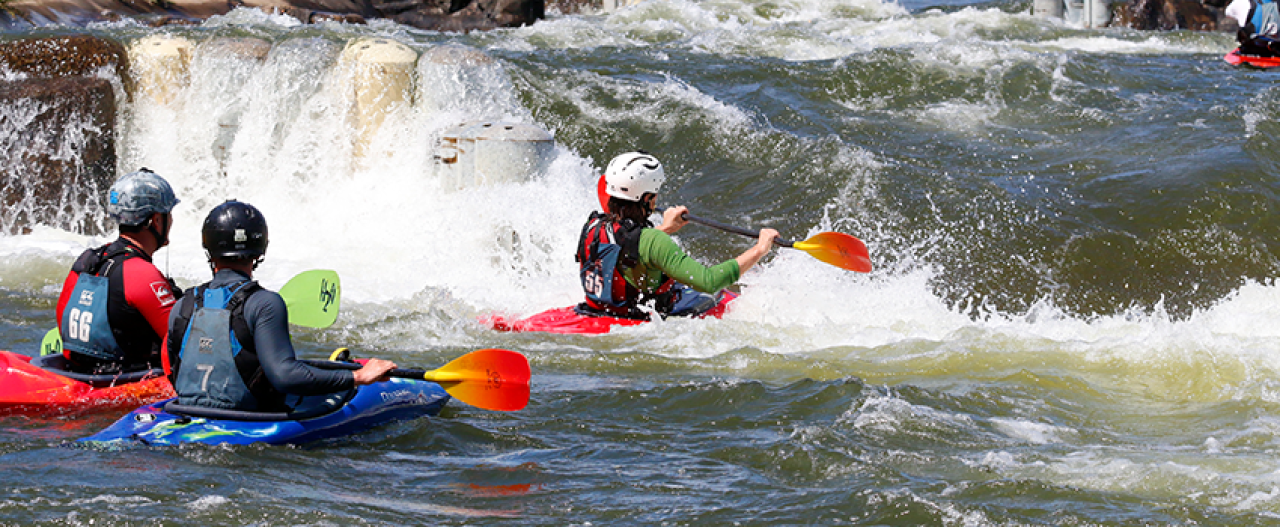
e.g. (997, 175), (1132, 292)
(1065, 0), (1110, 26)
(1033, 0), (1063, 19)
(435, 121), (554, 190)
(192, 37), (272, 170)
(128, 34), (195, 105)
(416, 44), (515, 118)
(338, 37), (417, 157)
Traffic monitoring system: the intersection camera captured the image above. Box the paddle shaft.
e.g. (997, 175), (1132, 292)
(673, 210), (871, 272)
(663, 209), (795, 248)
(301, 359), (437, 381)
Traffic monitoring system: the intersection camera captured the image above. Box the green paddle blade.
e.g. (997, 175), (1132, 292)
(40, 327), (62, 356)
(278, 270), (341, 328)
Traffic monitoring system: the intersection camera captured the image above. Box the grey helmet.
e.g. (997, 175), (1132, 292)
(107, 168), (180, 226)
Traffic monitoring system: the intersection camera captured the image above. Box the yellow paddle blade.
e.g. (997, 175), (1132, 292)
(791, 232), (873, 273)
(422, 349), (530, 412)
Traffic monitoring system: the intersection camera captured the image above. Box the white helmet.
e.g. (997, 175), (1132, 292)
(604, 152), (665, 202)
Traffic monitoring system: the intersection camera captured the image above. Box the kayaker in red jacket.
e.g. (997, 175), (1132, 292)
(56, 168), (182, 374)
(576, 152), (779, 319)
(162, 200), (396, 412)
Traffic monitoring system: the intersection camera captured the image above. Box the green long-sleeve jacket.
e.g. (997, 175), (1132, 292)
(624, 228), (740, 294)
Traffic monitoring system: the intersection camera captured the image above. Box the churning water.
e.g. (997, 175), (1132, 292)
(3, 1), (1280, 523)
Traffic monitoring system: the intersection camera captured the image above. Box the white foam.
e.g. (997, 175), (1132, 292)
(187, 495), (231, 511)
(991, 417), (1074, 444)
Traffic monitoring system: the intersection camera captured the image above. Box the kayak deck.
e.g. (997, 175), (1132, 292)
(1225, 48), (1280, 69)
(79, 377), (450, 446)
(0, 350), (173, 417)
(484, 291), (737, 335)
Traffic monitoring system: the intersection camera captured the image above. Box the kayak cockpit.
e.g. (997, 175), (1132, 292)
(30, 354), (164, 388)
(160, 388), (358, 422)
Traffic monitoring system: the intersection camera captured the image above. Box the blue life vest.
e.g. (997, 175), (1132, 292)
(1252, 0), (1280, 37)
(172, 281), (278, 410)
(61, 271), (121, 363)
(60, 244), (144, 366)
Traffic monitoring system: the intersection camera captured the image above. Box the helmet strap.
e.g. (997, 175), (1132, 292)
(142, 213), (169, 250)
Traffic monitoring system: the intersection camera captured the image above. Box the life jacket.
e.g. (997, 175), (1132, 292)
(575, 212), (680, 319)
(60, 241), (157, 370)
(1251, 0), (1280, 37)
(170, 281), (285, 411)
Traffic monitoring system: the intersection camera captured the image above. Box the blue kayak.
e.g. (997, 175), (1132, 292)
(80, 377), (450, 446)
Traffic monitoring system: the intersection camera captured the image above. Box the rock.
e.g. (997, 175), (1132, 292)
(252, 5), (367, 24)
(0, 76), (116, 235)
(1115, 0), (1226, 30)
(484, 0), (542, 26)
(309, 11), (366, 22)
(0, 34), (127, 80)
(1, 0), (543, 31)
(391, 0), (540, 31)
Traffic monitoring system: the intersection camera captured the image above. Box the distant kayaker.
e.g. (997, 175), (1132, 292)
(1228, 0), (1280, 55)
(162, 200), (396, 411)
(576, 151), (780, 320)
(56, 168), (182, 374)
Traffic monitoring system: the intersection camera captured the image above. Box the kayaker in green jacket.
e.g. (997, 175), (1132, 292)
(575, 151), (779, 320)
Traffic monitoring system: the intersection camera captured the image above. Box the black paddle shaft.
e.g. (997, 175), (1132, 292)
(663, 209), (795, 247)
(302, 359), (428, 379)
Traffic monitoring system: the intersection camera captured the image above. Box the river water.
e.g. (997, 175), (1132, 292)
(3, 0), (1280, 524)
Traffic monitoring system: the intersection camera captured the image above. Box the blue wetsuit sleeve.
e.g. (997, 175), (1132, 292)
(244, 290), (355, 395)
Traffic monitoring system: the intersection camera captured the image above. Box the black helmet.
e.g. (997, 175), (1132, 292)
(202, 200), (268, 260)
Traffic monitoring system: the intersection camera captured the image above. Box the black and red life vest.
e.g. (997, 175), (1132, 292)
(577, 212), (681, 319)
(576, 212), (644, 317)
(61, 240), (159, 372)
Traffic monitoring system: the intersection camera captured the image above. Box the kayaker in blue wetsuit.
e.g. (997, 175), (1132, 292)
(576, 151), (779, 319)
(1229, 0), (1280, 55)
(162, 200), (395, 411)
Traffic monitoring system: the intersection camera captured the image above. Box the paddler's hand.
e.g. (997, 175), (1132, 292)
(735, 228), (781, 275)
(659, 206), (690, 234)
(756, 228), (780, 251)
(352, 358), (397, 385)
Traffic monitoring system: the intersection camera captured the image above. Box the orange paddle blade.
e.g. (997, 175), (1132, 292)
(423, 349), (530, 412)
(791, 232), (873, 273)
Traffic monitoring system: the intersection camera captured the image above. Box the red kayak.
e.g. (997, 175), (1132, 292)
(0, 350), (174, 417)
(484, 291), (737, 334)
(1225, 48), (1280, 69)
